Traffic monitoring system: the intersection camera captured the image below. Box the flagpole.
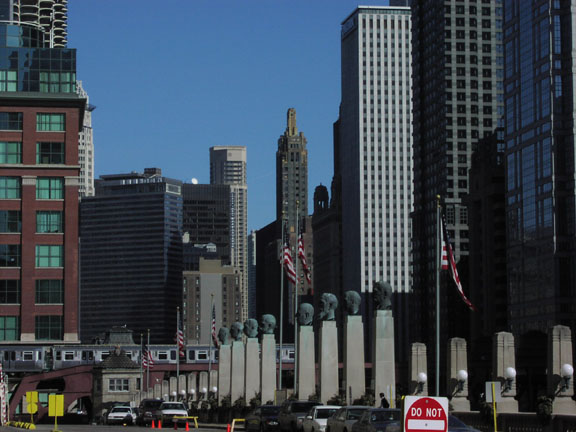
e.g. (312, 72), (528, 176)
(146, 329), (151, 392)
(140, 333), (144, 401)
(436, 195), (441, 396)
(177, 307), (181, 398)
(209, 294), (214, 389)
(279, 217), (285, 391)
(294, 202), (299, 396)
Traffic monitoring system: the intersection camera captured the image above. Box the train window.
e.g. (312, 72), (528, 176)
(288, 350), (295, 360)
(101, 351), (110, 360)
(55, 351), (61, 361)
(170, 350), (176, 361)
(23, 351), (34, 361)
(197, 351), (208, 360)
(188, 350), (196, 361)
(64, 351), (74, 361)
(214, 351), (219, 360)
(81, 351), (94, 361)
(158, 351), (168, 360)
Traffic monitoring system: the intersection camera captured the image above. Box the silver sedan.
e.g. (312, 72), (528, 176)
(326, 406), (371, 432)
(302, 406), (340, 432)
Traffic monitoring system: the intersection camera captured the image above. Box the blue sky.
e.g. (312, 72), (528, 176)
(68, 1), (391, 231)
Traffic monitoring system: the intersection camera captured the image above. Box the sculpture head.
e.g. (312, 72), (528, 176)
(318, 293), (338, 321)
(373, 281), (392, 310)
(297, 303), (314, 326)
(218, 327), (230, 345)
(243, 318), (259, 338)
(230, 321), (244, 341)
(260, 314), (276, 334)
(343, 290), (361, 315)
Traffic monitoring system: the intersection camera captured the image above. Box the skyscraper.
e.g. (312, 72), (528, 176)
(77, 80), (95, 198)
(276, 108), (308, 234)
(80, 168), (183, 344)
(503, 0), (576, 335)
(411, 0), (504, 389)
(209, 146), (248, 321)
(0, 0), (83, 343)
(337, 5), (413, 296)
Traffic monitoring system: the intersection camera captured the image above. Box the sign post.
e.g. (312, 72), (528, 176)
(403, 396), (448, 432)
(48, 394), (64, 432)
(485, 382), (501, 432)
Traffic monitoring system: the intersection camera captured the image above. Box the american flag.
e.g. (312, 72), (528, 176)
(442, 217), (476, 311)
(441, 238), (449, 270)
(211, 303), (219, 348)
(283, 242), (297, 284)
(142, 348), (154, 369)
(298, 233), (312, 285)
(177, 329), (185, 358)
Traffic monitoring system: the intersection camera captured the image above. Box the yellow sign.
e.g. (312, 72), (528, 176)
(48, 394), (64, 417)
(26, 391), (38, 414)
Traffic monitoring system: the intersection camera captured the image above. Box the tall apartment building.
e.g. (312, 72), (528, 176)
(276, 108), (308, 234)
(337, 5), (413, 296)
(503, 1), (576, 336)
(209, 146), (248, 321)
(76, 81), (94, 198)
(80, 168), (183, 344)
(182, 183), (231, 265)
(0, 0), (83, 343)
(411, 0), (504, 388)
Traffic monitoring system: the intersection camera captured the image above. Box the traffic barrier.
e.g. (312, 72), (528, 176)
(230, 418), (245, 432)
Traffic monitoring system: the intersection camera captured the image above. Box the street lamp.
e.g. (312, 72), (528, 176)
(503, 367), (516, 392)
(417, 372), (427, 394)
(456, 370), (468, 392)
(561, 364), (574, 391)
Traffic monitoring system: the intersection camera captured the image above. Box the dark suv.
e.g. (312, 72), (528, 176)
(136, 398), (164, 426)
(279, 400), (322, 432)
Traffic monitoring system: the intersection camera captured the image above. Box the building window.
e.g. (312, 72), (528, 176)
(35, 245), (63, 267)
(0, 245), (20, 267)
(35, 280), (63, 304)
(0, 177), (20, 199)
(0, 316), (19, 341)
(0, 70), (17, 91)
(36, 211), (63, 233)
(36, 178), (63, 199)
(0, 112), (23, 130)
(36, 142), (64, 164)
(35, 315), (62, 340)
(0, 280), (20, 304)
(39, 72), (75, 93)
(0, 210), (20, 233)
(108, 378), (129, 392)
(36, 113), (65, 132)
(0, 142), (21, 163)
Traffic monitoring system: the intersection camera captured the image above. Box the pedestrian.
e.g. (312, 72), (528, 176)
(379, 392), (389, 408)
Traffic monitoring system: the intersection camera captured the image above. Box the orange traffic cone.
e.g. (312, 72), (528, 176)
(152, 420), (156, 429)
(185, 422), (189, 431)
(174, 421), (178, 430)
(159, 420), (163, 429)
(227, 424), (231, 432)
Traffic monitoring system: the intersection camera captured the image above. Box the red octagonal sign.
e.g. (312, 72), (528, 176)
(403, 396), (448, 432)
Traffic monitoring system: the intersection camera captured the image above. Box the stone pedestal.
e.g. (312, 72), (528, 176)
(409, 343), (428, 396)
(344, 316), (365, 404)
(261, 334), (276, 404)
(198, 372), (209, 398)
(187, 372), (198, 402)
(493, 332), (518, 413)
(218, 345), (231, 403)
(447, 338), (469, 412)
(169, 376), (178, 398)
(372, 310), (395, 407)
(245, 338), (260, 401)
(548, 325), (576, 414)
(230, 341), (245, 403)
(297, 325), (315, 400)
(319, 321), (338, 404)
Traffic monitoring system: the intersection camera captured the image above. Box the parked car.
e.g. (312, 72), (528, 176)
(326, 406), (371, 432)
(302, 405), (340, 432)
(105, 406), (137, 425)
(159, 401), (189, 426)
(246, 405), (282, 432)
(279, 400), (323, 432)
(351, 409), (401, 432)
(136, 398), (164, 426)
(448, 415), (481, 432)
